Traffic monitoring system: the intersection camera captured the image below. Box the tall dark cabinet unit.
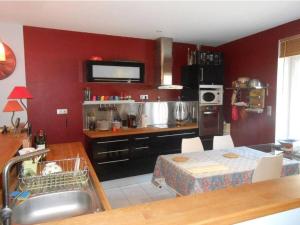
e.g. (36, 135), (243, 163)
(181, 65), (224, 101)
(181, 52), (225, 150)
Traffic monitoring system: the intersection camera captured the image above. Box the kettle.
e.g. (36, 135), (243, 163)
(174, 102), (188, 122)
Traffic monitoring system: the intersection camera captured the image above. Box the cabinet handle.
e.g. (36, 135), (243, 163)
(97, 149), (129, 155)
(96, 139), (129, 144)
(134, 146), (149, 150)
(134, 137), (150, 140)
(157, 132), (196, 138)
(200, 68), (204, 81)
(97, 159), (129, 165)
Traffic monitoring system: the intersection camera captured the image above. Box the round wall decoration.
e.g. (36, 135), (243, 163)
(0, 42), (16, 80)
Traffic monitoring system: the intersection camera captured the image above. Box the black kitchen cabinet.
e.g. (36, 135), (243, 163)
(182, 65), (224, 87)
(151, 130), (198, 155)
(181, 65), (224, 101)
(86, 129), (198, 181)
(91, 137), (130, 162)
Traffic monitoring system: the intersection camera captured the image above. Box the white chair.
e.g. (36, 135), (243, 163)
(213, 135), (234, 150)
(181, 137), (204, 153)
(252, 154), (283, 183)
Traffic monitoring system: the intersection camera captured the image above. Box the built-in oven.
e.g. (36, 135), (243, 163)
(199, 84), (223, 105)
(198, 105), (223, 136)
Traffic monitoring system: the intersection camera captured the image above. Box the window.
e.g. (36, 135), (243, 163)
(276, 35), (300, 141)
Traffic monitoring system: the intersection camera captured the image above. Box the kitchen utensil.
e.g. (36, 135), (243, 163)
(237, 77), (250, 88)
(141, 114), (148, 128)
(42, 162), (62, 175)
(97, 120), (109, 131)
(278, 139), (298, 151)
(127, 114), (137, 128)
(248, 79), (264, 89)
(174, 101), (188, 122)
(88, 116), (96, 130)
(237, 77), (250, 83)
(231, 106), (239, 121)
(112, 121), (121, 130)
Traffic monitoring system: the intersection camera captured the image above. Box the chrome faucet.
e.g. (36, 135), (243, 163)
(1, 149), (49, 225)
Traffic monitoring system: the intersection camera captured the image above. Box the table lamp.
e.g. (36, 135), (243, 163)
(7, 86), (33, 127)
(3, 100), (24, 129)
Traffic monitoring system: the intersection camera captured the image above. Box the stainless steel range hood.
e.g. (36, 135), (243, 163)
(156, 37), (183, 90)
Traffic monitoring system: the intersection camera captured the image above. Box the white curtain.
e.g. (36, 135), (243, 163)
(276, 55), (300, 140)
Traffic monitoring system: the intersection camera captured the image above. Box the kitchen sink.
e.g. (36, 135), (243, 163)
(12, 190), (101, 224)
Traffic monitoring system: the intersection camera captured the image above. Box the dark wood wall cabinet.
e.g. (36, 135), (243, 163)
(86, 129), (198, 181)
(86, 60), (145, 83)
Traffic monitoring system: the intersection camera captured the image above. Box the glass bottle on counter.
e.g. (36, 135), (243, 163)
(35, 129), (47, 150)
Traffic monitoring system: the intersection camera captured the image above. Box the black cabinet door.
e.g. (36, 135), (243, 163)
(95, 158), (130, 181)
(181, 87), (198, 101)
(181, 66), (200, 89)
(90, 137), (131, 181)
(152, 130), (198, 155)
(91, 137), (130, 162)
(129, 157), (158, 177)
(181, 65), (224, 87)
(131, 135), (153, 159)
(201, 65), (224, 85)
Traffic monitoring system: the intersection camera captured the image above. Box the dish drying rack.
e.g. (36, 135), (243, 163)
(18, 158), (89, 194)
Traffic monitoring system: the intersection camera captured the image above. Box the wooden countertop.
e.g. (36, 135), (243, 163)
(84, 123), (198, 138)
(0, 134), (111, 211)
(46, 142), (111, 211)
(42, 175), (300, 225)
(0, 133), (26, 173)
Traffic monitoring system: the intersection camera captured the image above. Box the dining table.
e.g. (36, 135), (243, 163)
(152, 146), (300, 196)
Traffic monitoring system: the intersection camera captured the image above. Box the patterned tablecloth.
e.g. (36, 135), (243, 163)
(152, 147), (300, 195)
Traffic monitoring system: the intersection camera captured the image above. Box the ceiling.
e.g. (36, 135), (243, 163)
(0, 1), (300, 46)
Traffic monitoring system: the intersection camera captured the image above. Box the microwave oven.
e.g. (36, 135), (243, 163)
(199, 85), (223, 105)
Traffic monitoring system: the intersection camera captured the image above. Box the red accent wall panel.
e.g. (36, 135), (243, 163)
(217, 19), (300, 146)
(23, 26), (195, 144)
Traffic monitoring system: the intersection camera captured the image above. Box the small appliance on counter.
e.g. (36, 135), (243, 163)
(97, 120), (110, 131)
(127, 114), (137, 128)
(174, 101), (188, 126)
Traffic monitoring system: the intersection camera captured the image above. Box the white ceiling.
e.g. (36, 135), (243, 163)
(0, 1), (300, 46)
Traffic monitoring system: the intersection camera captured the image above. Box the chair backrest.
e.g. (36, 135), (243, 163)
(252, 154), (283, 183)
(181, 137), (204, 153)
(213, 135), (234, 150)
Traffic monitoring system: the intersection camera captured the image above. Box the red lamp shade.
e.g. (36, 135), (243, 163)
(3, 100), (24, 112)
(0, 41), (5, 61)
(8, 86), (33, 99)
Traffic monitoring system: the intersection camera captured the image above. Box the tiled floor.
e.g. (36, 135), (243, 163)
(102, 174), (176, 209)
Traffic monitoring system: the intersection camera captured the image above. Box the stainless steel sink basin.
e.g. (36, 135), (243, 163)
(12, 190), (101, 225)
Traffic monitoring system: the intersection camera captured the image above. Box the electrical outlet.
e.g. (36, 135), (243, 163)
(140, 95), (149, 100)
(267, 106), (272, 116)
(57, 109), (68, 115)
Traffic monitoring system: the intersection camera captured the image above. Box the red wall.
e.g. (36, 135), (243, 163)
(217, 19), (300, 146)
(23, 26), (196, 144)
